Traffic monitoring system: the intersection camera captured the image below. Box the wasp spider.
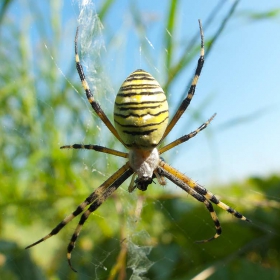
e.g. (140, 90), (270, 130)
(26, 20), (249, 271)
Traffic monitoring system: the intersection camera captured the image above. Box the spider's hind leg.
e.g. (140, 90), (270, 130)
(74, 27), (124, 145)
(161, 20), (205, 141)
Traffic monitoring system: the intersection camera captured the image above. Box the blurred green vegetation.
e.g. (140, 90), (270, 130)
(0, 0), (280, 279)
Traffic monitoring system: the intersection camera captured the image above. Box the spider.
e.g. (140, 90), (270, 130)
(26, 20), (249, 272)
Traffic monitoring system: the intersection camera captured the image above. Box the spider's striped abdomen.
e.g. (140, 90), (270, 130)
(114, 69), (169, 150)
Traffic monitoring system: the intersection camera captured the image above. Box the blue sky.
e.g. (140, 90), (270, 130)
(9, 0), (280, 185)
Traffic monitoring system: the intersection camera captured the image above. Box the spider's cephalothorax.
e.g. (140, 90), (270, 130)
(26, 20), (250, 272)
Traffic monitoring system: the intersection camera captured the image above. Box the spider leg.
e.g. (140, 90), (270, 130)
(153, 170), (166, 186)
(189, 182), (251, 222)
(75, 27), (124, 145)
(161, 20), (204, 141)
(159, 160), (249, 222)
(157, 165), (221, 242)
(67, 164), (133, 272)
(128, 173), (137, 193)
(159, 113), (216, 154)
(25, 162), (132, 250)
(60, 144), (128, 158)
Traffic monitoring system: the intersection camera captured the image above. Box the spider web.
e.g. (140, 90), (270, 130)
(68, 1), (156, 279)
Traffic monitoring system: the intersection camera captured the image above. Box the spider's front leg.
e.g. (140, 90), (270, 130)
(26, 163), (133, 272)
(157, 165), (222, 242)
(158, 160), (250, 242)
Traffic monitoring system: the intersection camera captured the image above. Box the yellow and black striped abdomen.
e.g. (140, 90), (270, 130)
(114, 69), (169, 150)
